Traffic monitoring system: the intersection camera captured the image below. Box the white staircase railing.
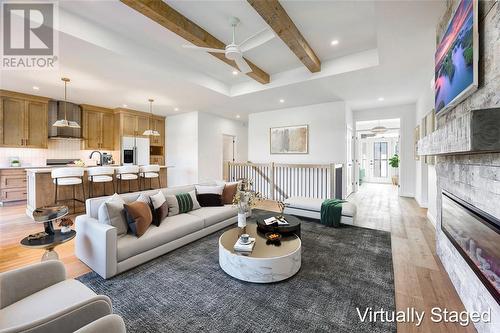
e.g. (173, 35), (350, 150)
(225, 162), (344, 201)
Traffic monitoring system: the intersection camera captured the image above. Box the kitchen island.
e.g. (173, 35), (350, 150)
(26, 166), (168, 216)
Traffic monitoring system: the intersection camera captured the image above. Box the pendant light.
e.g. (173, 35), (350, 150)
(371, 120), (387, 134)
(143, 99), (160, 136)
(52, 77), (80, 128)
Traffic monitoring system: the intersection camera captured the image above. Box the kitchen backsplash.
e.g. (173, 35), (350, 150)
(0, 140), (120, 167)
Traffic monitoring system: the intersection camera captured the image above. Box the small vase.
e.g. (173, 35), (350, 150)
(61, 226), (72, 234)
(238, 213), (247, 228)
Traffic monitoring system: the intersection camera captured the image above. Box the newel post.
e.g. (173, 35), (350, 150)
(270, 162), (275, 200)
(329, 163), (336, 199)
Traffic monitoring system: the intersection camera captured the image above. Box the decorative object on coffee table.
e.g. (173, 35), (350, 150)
(257, 213), (301, 238)
(219, 223), (301, 283)
(58, 217), (74, 234)
(232, 179), (262, 228)
(21, 205), (75, 261)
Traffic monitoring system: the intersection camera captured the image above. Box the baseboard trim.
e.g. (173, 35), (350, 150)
(415, 197), (428, 208)
(427, 210), (437, 228)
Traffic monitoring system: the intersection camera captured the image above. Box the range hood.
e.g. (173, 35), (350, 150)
(48, 100), (82, 139)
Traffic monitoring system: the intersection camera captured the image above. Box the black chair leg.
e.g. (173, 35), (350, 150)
(54, 182), (58, 205)
(72, 185), (76, 213)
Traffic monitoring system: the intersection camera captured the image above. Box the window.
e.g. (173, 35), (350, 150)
(373, 142), (388, 178)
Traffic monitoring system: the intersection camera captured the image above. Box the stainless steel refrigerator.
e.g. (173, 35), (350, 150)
(121, 136), (150, 165)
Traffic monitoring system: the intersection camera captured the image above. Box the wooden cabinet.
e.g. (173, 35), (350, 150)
(122, 114), (137, 137)
(0, 169), (27, 204)
(82, 105), (115, 150)
(0, 91), (48, 148)
(136, 116), (150, 137)
(150, 118), (165, 146)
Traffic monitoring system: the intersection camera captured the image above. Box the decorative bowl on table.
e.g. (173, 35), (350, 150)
(265, 232), (282, 242)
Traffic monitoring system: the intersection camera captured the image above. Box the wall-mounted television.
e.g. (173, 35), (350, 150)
(435, 0), (478, 115)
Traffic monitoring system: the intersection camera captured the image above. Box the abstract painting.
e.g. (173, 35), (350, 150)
(270, 125), (308, 154)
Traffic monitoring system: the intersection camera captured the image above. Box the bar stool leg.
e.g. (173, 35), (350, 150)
(81, 179), (86, 202)
(72, 185), (76, 213)
(158, 176), (161, 189)
(54, 180), (58, 205)
(113, 179), (116, 193)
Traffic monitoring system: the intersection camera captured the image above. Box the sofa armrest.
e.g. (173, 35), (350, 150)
(74, 314), (126, 333)
(0, 261), (66, 309)
(75, 215), (117, 279)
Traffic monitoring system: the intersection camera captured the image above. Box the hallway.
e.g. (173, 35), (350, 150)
(350, 183), (475, 332)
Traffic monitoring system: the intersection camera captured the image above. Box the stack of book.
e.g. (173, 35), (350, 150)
(234, 237), (256, 252)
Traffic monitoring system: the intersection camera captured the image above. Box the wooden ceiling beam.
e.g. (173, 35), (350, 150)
(121, 0), (270, 84)
(247, 0), (321, 73)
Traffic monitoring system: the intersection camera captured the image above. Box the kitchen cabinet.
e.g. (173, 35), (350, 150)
(82, 105), (115, 150)
(0, 91), (49, 148)
(122, 114), (137, 137)
(136, 116), (150, 137)
(0, 169), (27, 204)
(150, 118), (165, 146)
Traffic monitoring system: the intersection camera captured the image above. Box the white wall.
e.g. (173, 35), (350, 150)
(198, 112), (248, 182)
(353, 104), (416, 197)
(166, 112), (198, 186)
(248, 101), (347, 164)
(415, 75), (438, 222)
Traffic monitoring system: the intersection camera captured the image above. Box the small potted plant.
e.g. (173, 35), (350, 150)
(58, 217), (74, 234)
(389, 154), (400, 186)
(10, 159), (20, 167)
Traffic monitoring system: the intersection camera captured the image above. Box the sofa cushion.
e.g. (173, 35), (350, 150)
(124, 201), (153, 237)
(149, 191), (168, 226)
(116, 213), (204, 262)
(187, 205), (238, 228)
(0, 279), (98, 330)
(98, 194), (128, 236)
(222, 182), (239, 205)
(166, 191), (200, 216)
(195, 185), (224, 207)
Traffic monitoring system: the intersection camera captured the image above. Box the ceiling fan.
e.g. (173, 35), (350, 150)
(182, 17), (275, 74)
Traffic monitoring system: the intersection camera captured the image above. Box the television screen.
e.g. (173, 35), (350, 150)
(435, 0), (478, 114)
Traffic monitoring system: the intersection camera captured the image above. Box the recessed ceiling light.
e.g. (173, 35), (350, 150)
(378, 97), (384, 101)
(174, 107), (179, 111)
(232, 70), (238, 75)
(330, 40), (339, 46)
(279, 99), (285, 103)
(123, 104), (128, 107)
(32, 86), (39, 90)
(236, 114), (241, 119)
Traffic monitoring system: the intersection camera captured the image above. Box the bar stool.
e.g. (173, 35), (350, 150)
(87, 167), (115, 198)
(115, 165), (140, 193)
(51, 167), (85, 213)
(139, 165), (161, 190)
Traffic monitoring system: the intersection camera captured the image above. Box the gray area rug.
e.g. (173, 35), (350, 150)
(78, 210), (395, 333)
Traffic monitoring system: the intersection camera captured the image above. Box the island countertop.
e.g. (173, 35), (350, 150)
(25, 165), (170, 174)
(25, 165), (170, 216)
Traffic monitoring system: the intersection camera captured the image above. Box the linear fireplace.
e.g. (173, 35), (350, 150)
(441, 190), (500, 304)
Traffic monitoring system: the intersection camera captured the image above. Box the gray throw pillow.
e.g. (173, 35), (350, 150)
(98, 193), (128, 236)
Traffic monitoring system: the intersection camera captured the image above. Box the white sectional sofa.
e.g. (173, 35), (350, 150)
(75, 185), (238, 279)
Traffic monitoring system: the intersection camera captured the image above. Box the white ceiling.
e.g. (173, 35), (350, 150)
(0, 0), (445, 119)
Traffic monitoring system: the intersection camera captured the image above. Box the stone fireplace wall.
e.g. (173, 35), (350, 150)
(435, 1), (499, 332)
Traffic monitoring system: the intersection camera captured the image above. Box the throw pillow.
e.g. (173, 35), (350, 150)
(150, 191), (168, 226)
(166, 190), (200, 216)
(123, 201), (153, 237)
(195, 185), (224, 207)
(98, 193), (128, 236)
(222, 182), (239, 205)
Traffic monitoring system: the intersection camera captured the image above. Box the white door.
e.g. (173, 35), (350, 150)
(346, 126), (354, 196)
(222, 135), (236, 180)
(364, 139), (391, 183)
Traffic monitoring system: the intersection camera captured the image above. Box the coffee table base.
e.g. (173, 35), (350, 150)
(219, 245), (301, 283)
(41, 248), (59, 261)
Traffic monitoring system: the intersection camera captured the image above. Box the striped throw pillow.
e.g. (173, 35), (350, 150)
(176, 192), (194, 214)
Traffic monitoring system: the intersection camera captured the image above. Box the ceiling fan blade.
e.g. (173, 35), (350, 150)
(182, 45), (225, 53)
(234, 56), (252, 74)
(239, 28), (275, 52)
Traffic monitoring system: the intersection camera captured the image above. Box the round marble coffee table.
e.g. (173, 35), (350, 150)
(219, 224), (301, 283)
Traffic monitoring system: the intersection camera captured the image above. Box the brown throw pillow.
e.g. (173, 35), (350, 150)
(124, 201), (153, 237)
(222, 183), (238, 205)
